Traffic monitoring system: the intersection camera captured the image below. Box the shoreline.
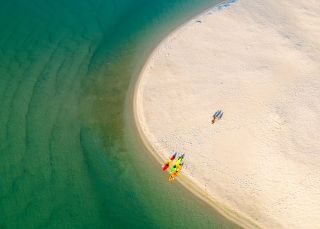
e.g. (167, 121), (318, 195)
(132, 3), (263, 228)
(133, 101), (262, 229)
(132, 0), (319, 228)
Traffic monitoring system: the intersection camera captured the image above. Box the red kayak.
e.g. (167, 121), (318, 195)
(162, 152), (177, 171)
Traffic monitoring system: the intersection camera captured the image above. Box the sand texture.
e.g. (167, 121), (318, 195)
(135, 0), (320, 228)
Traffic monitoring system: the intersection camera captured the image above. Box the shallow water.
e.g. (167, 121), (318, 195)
(0, 0), (240, 228)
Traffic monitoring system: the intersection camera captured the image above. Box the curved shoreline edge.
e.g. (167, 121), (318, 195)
(133, 100), (262, 229)
(131, 0), (320, 226)
(132, 4), (263, 228)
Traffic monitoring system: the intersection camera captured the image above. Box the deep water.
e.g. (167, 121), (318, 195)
(0, 0), (239, 228)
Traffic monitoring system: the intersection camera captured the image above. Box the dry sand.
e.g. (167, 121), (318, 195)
(134, 0), (320, 228)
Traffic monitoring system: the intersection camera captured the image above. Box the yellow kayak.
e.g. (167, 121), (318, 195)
(169, 154), (185, 173)
(168, 164), (183, 182)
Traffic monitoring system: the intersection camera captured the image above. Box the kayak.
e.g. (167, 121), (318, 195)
(162, 152), (177, 171)
(169, 154), (184, 173)
(168, 164), (183, 182)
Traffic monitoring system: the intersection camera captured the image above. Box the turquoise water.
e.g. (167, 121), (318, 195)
(0, 0), (240, 228)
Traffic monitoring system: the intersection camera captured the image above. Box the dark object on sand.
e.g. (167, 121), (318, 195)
(212, 110), (223, 124)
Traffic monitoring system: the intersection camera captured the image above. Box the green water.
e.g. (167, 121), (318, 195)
(0, 0), (240, 228)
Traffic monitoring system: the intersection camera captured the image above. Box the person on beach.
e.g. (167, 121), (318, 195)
(212, 117), (216, 124)
(212, 110), (223, 124)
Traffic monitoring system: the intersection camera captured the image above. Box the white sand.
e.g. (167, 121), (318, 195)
(134, 0), (320, 228)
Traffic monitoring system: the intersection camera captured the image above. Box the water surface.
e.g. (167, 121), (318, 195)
(0, 0), (240, 228)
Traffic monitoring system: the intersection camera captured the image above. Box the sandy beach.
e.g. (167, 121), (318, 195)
(134, 0), (320, 228)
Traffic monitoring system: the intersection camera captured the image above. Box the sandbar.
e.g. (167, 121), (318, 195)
(134, 0), (320, 228)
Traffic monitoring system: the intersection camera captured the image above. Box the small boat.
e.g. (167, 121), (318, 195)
(168, 163), (183, 182)
(162, 152), (177, 171)
(169, 154), (185, 173)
